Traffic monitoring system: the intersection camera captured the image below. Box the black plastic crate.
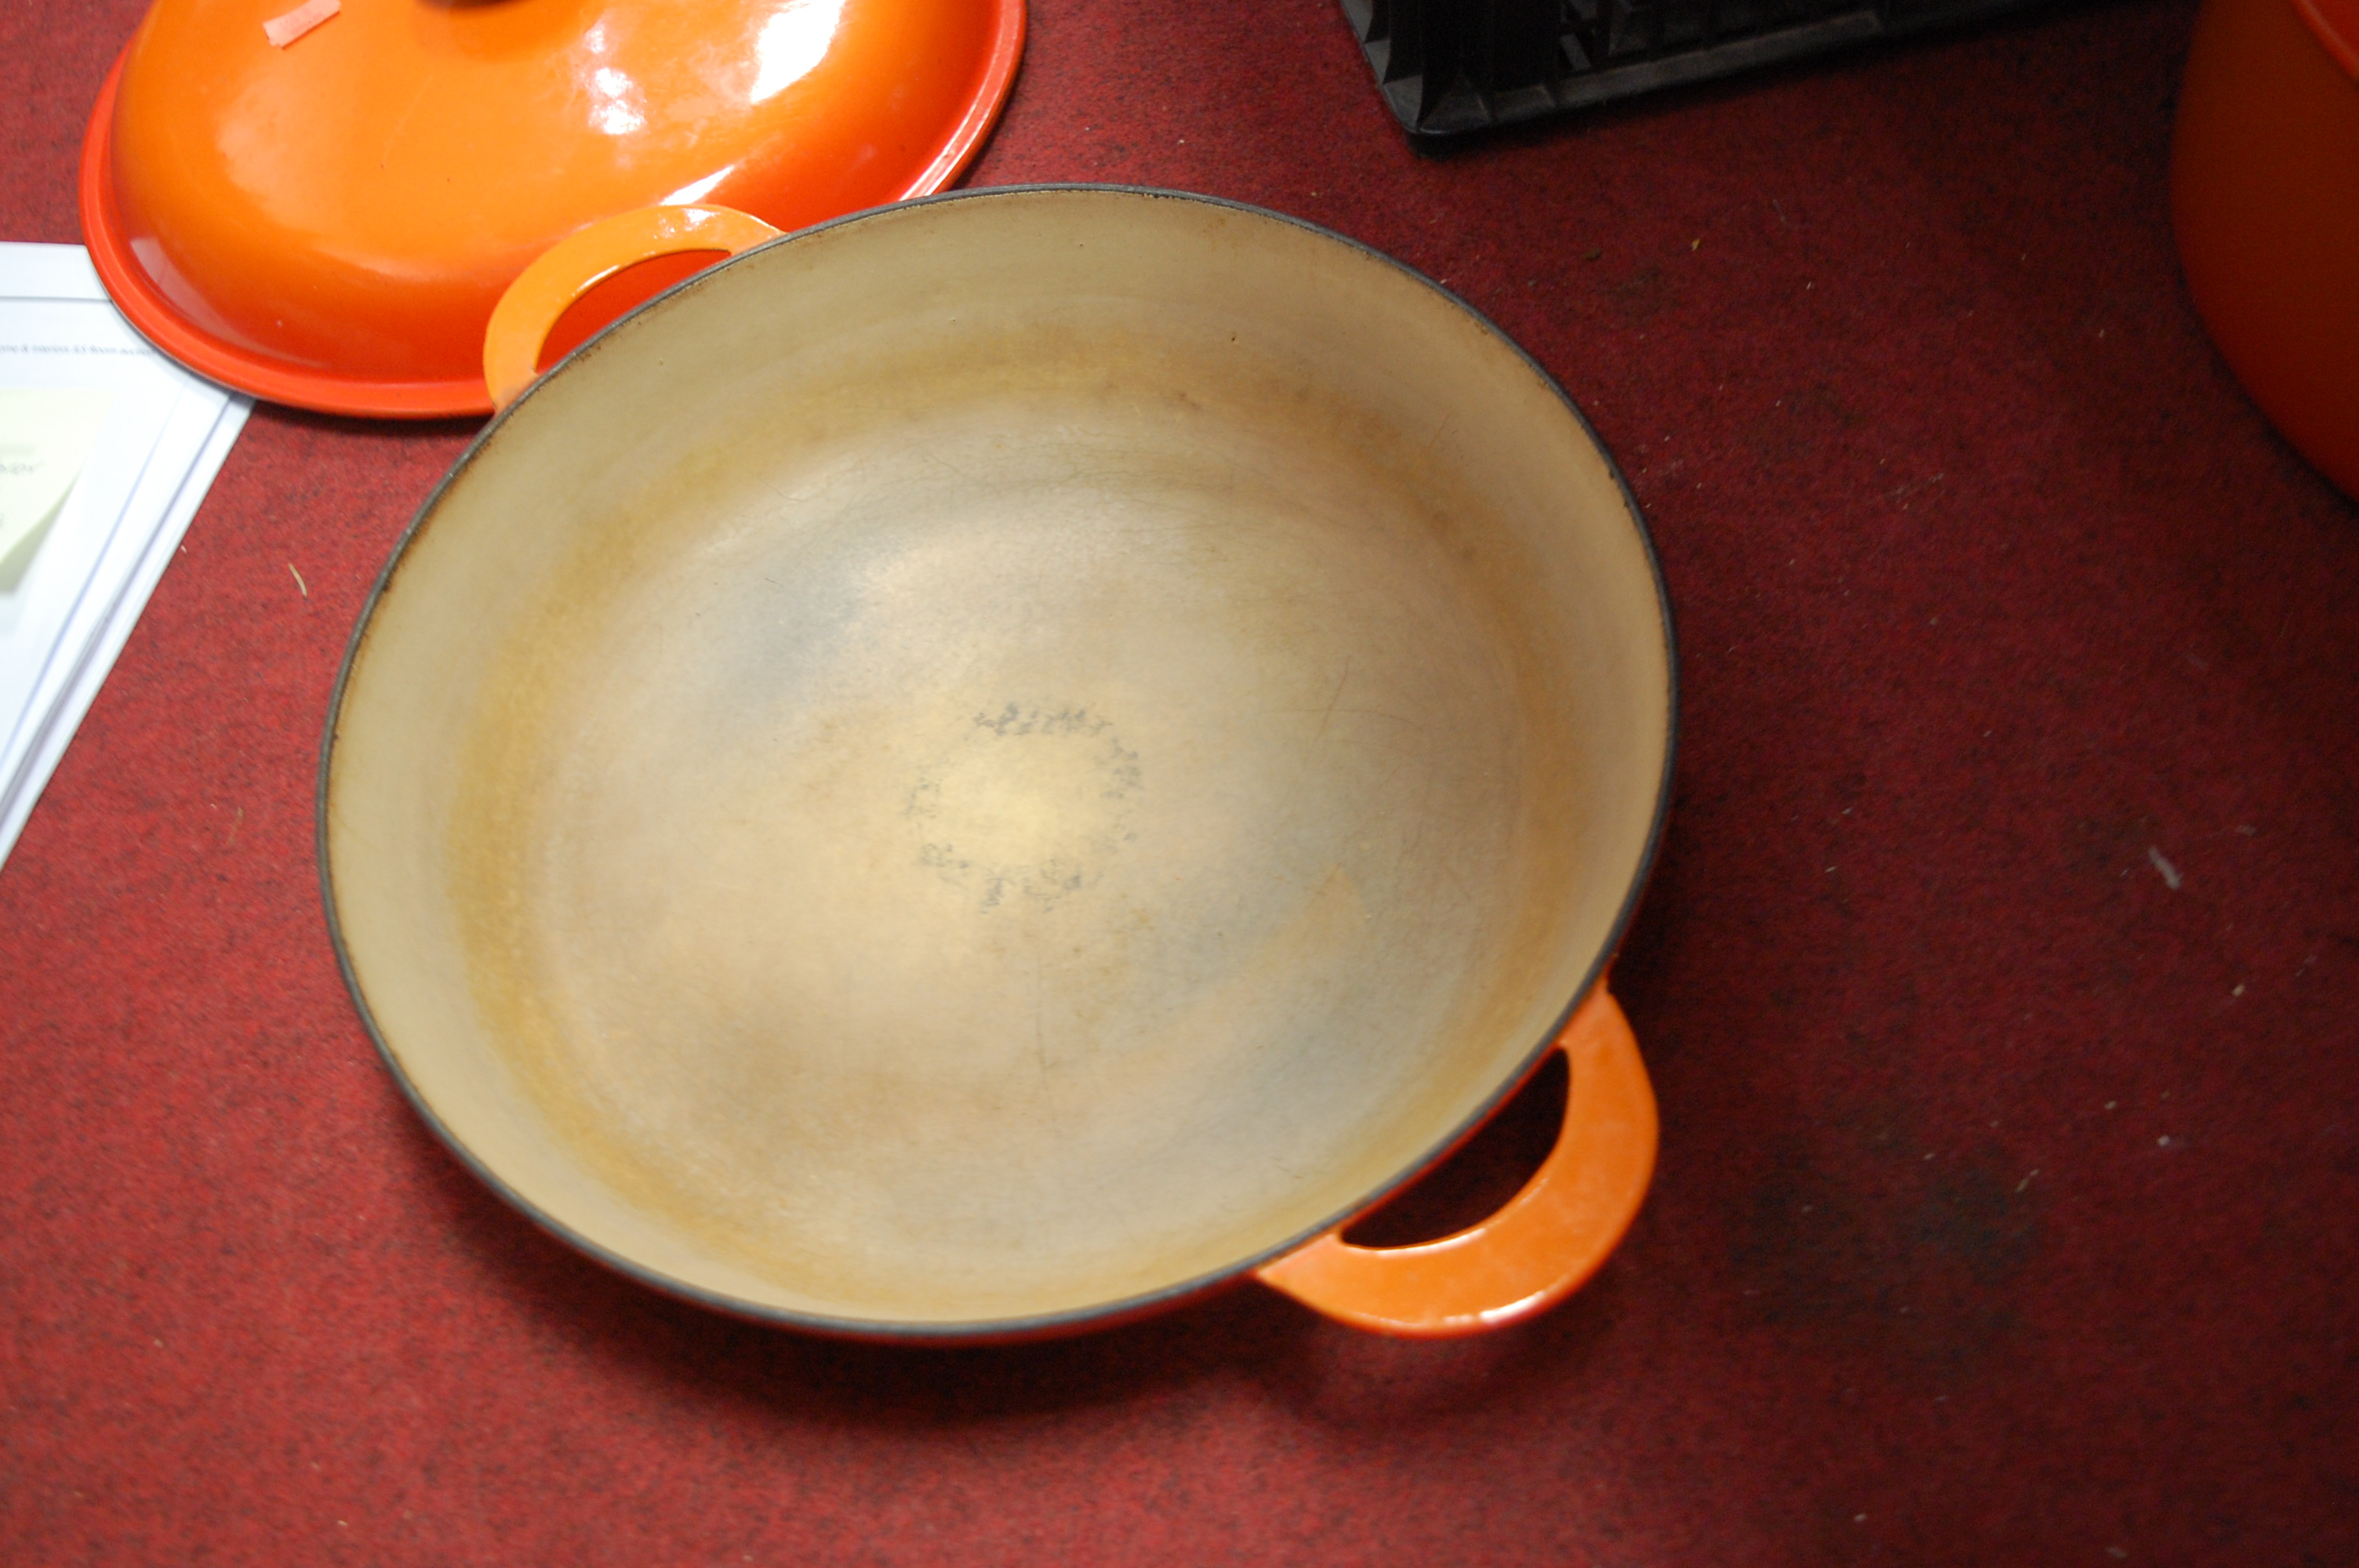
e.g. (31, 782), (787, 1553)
(1343, 0), (2051, 134)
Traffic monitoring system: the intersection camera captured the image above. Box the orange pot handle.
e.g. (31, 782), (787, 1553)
(1254, 985), (1657, 1337)
(482, 205), (784, 412)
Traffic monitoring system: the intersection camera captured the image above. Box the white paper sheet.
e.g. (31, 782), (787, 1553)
(0, 243), (252, 867)
(0, 388), (114, 574)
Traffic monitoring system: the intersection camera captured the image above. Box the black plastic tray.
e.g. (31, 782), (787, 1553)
(1343, 0), (2052, 134)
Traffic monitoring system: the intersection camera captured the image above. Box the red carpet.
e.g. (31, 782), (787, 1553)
(5, 0), (2357, 1561)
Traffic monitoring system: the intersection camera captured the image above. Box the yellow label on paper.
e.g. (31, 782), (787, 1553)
(0, 389), (114, 576)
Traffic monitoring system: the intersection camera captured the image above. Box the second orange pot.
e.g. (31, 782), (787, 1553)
(2171, 0), (2359, 499)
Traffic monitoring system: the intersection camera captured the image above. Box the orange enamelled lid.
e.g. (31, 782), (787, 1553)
(78, 0), (1024, 416)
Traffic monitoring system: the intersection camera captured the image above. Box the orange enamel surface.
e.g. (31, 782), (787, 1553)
(83, 0), (1022, 415)
(1252, 986), (1657, 1338)
(2292, 0), (2357, 78)
(2171, 0), (2359, 499)
(483, 204), (781, 408)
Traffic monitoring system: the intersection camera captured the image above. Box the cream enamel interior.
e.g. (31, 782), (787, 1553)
(324, 190), (1672, 1328)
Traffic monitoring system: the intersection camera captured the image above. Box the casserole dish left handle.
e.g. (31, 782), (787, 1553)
(1253, 985), (1656, 1338)
(482, 205), (785, 411)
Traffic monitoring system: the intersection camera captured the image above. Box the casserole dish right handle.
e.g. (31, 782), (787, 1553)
(1253, 985), (1657, 1338)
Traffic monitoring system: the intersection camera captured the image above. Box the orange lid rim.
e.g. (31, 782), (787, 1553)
(76, 0), (1027, 419)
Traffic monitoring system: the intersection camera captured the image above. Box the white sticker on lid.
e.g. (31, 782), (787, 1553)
(263, 0), (340, 48)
